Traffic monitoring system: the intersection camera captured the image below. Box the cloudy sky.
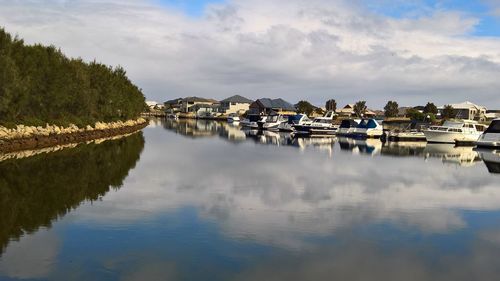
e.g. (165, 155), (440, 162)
(1, 0), (500, 108)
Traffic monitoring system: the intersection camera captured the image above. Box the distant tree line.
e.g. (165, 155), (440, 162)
(0, 28), (145, 127)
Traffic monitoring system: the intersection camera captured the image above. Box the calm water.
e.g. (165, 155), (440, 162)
(0, 118), (499, 281)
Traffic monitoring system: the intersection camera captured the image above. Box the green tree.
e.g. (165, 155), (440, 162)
(423, 102), (438, 115)
(384, 101), (399, 118)
(353, 101), (367, 117)
(325, 99), (337, 112)
(442, 105), (455, 119)
(0, 27), (146, 128)
(296, 100), (315, 116)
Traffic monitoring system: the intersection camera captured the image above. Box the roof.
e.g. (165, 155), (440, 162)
(439, 101), (486, 110)
(182, 96), (219, 103)
(164, 98), (183, 105)
(221, 95), (253, 104)
(256, 98), (296, 111)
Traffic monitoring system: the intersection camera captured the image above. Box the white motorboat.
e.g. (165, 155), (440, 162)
(278, 114), (311, 132)
(293, 111), (338, 136)
(351, 119), (384, 138)
(476, 119), (500, 148)
(423, 120), (487, 144)
(337, 119), (361, 136)
(227, 113), (240, 123)
(260, 114), (288, 130)
(240, 115), (266, 129)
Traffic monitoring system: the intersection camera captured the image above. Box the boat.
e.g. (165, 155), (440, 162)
(337, 119), (361, 136)
(167, 113), (179, 120)
(383, 122), (427, 142)
(351, 119), (384, 139)
(259, 113), (288, 130)
(423, 120), (487, 144)
(292, 111), (338, 136)
(240, 114), (266, 129)
(476, 119), (500, 148)
(227, 113), (240, 123)
(476, 148), (500, 173)
(278, 114), (311, 132)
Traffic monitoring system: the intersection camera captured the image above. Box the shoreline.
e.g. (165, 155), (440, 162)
(0, 118), (148, 154)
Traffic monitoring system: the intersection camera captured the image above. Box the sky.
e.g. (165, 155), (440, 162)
(0, 0), (500, 108)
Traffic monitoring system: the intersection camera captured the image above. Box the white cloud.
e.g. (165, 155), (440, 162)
(0, 0), (499, 107)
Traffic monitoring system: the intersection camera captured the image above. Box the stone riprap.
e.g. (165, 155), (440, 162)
(0, 118), (147, 153)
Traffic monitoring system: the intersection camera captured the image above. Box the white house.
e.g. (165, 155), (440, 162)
(439, 101), (487, 121)
(220, 95), (253, 115)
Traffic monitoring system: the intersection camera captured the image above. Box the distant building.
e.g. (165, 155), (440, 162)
(146, 101), (164, 110)
(180, 97), (219, 113)
(220, 95), (253, 115)
(438, 101), (487, 121)
(338, 104), (376, 118)
(164, 98), (183, 113)
(249, 98), (296, 115)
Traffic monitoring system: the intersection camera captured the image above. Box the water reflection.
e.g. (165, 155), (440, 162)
(161, 118), (497, 173)
(1, 119), (499, 281)
(0, 133), (145, 254)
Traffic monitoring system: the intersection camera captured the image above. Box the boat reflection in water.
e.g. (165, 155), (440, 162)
(477, 149), (500, 174)
(161, 119), (500, 174)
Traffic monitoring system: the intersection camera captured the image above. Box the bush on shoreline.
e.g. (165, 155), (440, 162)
(0, 28), (146, 128)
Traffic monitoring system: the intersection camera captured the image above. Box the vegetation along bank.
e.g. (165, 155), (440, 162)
(0, 27), (147, 151)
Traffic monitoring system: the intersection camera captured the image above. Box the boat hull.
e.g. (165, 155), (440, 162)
(424, 130), (481, 144)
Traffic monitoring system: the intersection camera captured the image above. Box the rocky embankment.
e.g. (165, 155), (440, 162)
(0, 118), (148, 153)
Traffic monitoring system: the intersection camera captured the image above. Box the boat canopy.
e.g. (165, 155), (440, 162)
(340, 119), (359, 128)
(288, 114), (305, 124)
(485, 120), (500, 134)
(357, 119), (379, 129)
(247, 114), (261, 122)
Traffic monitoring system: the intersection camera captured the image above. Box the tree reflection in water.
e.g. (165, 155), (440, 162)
(0, 133), (145, 254)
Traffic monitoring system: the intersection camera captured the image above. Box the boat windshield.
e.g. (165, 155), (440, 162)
(442, 121), (465, 128)
(267, 115), (279, 122)
(288, 115), (304, 124)
(485, 120), (500, 133)
(340, 119), (358, 128)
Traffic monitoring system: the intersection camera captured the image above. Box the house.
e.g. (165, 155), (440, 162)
(146, 101), (164, 110)
(164, 98), (183, 113)
(180, 97), (219, 113)
(220, 95), (253, 115)
(190, 104), (221, 118)
(249, 98), (296, 115)
(338, 104), (355, 117)
(438, 101), (487, 121)
(338, 104), (376, 118)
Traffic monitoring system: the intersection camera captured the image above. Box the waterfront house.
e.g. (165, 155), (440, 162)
(191, 104), (221, 118)
(338, 104), (376, 118)
(249, 98), (296, 115)
(438, 101), (487, 121)
(164, 98), (183, 113)
(181, 97), (219, 113)
(220, 95), (253, 115)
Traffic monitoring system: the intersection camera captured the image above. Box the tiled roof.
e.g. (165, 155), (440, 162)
(221, 95), (253, 104)
(257, 98), (296, 111)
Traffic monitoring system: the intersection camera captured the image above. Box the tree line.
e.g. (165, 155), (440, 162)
(0, 28), (146, 128)
(294, 98), (456, 121)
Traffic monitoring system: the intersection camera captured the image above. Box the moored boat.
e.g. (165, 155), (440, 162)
(476, 119), (500, 148)
(423, 120), (487, 144)
(260, 114), (288, 130)
(227, 113), (240, 123)
(337, 119), (361, 136)
(351, 119), (384, 139)
(278, 114), (311, 132)
(293, 111), (337, 137)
